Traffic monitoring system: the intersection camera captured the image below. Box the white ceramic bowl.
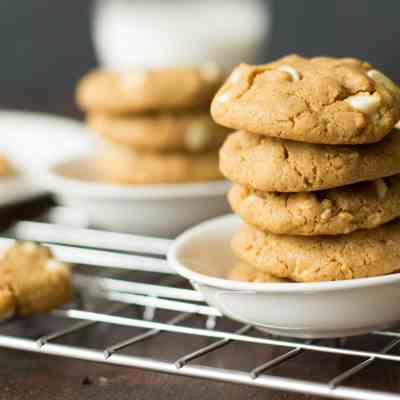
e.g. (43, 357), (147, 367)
(168, 214), (400, 338)
(38, 157), (230, 237)
(0, 110), (92, 206)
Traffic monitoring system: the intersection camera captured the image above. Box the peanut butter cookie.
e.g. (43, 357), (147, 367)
(229, 176), (400, 236)
(220, 130), (400, 192)
(88, 112), (229, 153)
(212, 55), (400, 144)
(77, 64), (224, 114)
(96, 146), (223, 185)
(232, 222), (400, 282)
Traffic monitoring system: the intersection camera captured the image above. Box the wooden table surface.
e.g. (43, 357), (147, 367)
(1, 100), (400, 400)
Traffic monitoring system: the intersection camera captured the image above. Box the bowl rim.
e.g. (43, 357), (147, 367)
(168, 214), (400, 293)
(38, 157), (231, 200)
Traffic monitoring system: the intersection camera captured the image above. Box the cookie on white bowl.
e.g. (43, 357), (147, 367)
(168, 214), (400, 338)
(38, 157), (230, 237)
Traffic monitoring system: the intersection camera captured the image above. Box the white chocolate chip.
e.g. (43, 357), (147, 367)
(184, 121), (212, 152)
(201, 62), (221, 82)
(246, 195), (259, 203)
(229, 68), (243, 84)
(277, 65), (301, 81)
(344, 91), (381, 114)
(367, 69), (400, 98)
(320, 208), (332, 221)
(119, 69), (149, 91)
(46, 259), (65, 271)
(217, 90), (234, 103)
(21, 242), (37, 252)
(374, 178), (388, 199)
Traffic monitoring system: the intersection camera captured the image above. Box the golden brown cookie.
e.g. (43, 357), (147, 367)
(0, 242), (72, 317)
(211, 55), (400, 145)
(77, 64), (224, 114)
(229, 176), (400, 236)
(232, 222), (400, 282)
(95, 146), (223, 185)
(88, 112), (229, 153)
(220, 130), (400, 192)
(228, 262), (288, 283)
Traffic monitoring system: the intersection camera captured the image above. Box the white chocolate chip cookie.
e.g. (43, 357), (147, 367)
(211, 55), (400, 144)
(229, 175), (400, 236)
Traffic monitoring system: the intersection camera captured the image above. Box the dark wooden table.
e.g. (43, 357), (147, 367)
(1, 100), (400, 400)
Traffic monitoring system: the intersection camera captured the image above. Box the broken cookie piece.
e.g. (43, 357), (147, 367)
(0, 241), (72, 319)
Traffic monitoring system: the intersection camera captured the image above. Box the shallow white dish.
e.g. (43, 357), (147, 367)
(38, 157), (230, 237)
(0, 110), (92, 206)
(168, 214), (400, 338)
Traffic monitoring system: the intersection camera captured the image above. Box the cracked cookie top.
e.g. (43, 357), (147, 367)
(211, 55), (400, 145)
(229, 175), (400, 236)
(220, 130), (400, 192)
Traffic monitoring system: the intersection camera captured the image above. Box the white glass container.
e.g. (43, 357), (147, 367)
(92, 0), (272, 70)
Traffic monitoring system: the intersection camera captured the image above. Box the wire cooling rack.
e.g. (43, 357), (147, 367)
(1, 212), (400, 400)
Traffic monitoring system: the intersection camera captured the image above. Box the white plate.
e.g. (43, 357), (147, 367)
(168, 214), (400, 338)
(0, 110), (92, 206)
(38, 157), (231, 237)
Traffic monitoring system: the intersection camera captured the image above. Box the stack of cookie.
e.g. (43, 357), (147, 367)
(211, 55), (400, 283)
(76, 65), (229, 185)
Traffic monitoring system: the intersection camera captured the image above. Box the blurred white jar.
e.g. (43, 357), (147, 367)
(92, 0), (271, 70)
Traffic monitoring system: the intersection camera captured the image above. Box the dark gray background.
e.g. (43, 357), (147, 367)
(1, 0), (399, 113)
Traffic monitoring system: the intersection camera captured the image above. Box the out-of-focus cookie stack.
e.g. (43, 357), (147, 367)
(212, 55), (400, 283)
(76, 65), (229, 184)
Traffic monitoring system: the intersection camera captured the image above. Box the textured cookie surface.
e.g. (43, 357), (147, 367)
(96, 146), (223, 185)
(77, 64), (223, 114)
(220, 130), (400, 192)
(88, 112), (229, 152)
(0, 242), (72, 317)
(232, 222), (400, 282)
(228, 262), (288, 283)
(212, 55), (400, 144)
(229, 176), (400, 235)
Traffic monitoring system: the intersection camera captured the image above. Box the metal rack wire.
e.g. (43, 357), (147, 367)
(1, 213), (400, 400)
